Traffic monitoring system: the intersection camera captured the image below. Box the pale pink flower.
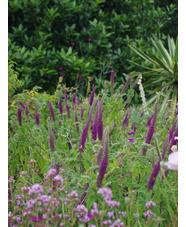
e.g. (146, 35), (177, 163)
(164, 152), (178, 170)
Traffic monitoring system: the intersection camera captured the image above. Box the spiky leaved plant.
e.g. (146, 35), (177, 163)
(129, 35), (178, 114)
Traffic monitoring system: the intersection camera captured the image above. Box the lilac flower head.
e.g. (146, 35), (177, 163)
(110, 219), (124, 227)
(102, 220), (112, 226)
(90, 202), (99, 219)
(143, 210), (155, 218)
(106, 200), (120, 208)
(49, 102), (56, 122)
(53, 175), (64, 185)
(17, 108), (22, 126)
(146, 201), (156, 209)
(107, 211), (115, 218)
(97, 188), (113, 201)
(28, 184), (43, 195)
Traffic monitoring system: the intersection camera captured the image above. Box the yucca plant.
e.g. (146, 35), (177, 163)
(128, 35), (178, 114)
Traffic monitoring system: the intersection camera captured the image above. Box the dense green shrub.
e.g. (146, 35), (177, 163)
(8, 0), (177, 94)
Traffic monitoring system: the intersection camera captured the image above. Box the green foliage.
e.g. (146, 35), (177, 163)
(8, 0), (176, 94)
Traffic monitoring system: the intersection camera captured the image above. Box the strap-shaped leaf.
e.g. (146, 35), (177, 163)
(175, 37), (178, 62)
(128, 45), (159, 66)
(168, 36), (175, 60)
(160, 89), (171, 112)
(151, 36), (172, 69)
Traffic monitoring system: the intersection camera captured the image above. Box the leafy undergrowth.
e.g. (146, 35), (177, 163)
(8, 76), (178, 227)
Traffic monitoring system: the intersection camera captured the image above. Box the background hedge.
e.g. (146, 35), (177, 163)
(8, 0), (177, 95)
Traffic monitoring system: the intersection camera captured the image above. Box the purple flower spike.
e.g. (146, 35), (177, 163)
(117, 77), (131, 102)
(17, 108), (22, 126)
(49, 102), (56, 122)
(18, 101), (25, 109)
(64, 90), (68, 103)
(81, 108), (84, 119)
(96, 144), (103, 165)
(89, 86), (97, 106)
(131, 76), (139, 89)
(35, 100), (40, 126)
(147, 160), (160, 191)
(72, 90), (78, 105)
(126, 131), (134, 135)
(168, 121), (177, 141)
(49, 124), (55, 152)
(92, 102), (99, 140)
(142, 101), (158, 156)
(96, 135), (109, 188)
(97, 101), (103, 141)
(25, 100), (31, 116)
(75, 113), (79, 133)
(131, 122), (137, 132)
(127, 138), (135, 143)
(66, 104), (70, 119)
(111, 70), (115, 96)
(78, 105), (94, 153)
(58, 88), (63, 115)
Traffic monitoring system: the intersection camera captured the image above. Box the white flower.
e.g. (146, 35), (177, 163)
(164, 152), (178, 170)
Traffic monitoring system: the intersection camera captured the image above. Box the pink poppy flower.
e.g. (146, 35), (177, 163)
(126, 131), (134, 135)
(88, 38), (92, 41)
(164, 152), (178, 170)
(61, 75), (65, 78)
(59, 67), (63, 70)
(71, 42), (75, 46)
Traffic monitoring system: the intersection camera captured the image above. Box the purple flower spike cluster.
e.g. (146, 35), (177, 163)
(58, 87), (63, 115)
(75, 112), (79, 133)
(142, 101), (158, 156)
(17, 108), (22, 126)
(122, 110), (130, 128)
(35, 100), (40, 126)
(110, 71), (115, 97)
(49, 102), (56, 122)
(96, 127), (109, 188)
(116, 77), (131, 102)
(89, 86), (97, 106)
